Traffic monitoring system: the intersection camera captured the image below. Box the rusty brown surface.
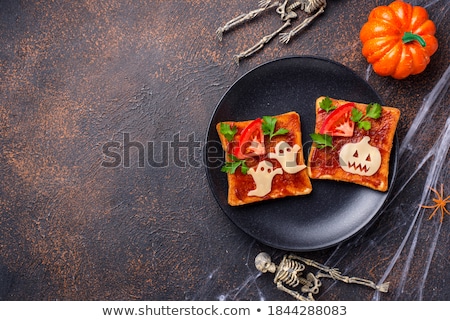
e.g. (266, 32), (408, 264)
(0, 1), (449, 300)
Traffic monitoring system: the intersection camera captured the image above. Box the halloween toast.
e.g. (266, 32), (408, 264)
(307, 97), (400, 192)
(216, 111), (312, 206)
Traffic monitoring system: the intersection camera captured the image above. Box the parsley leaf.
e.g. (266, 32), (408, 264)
(319, 96), (338, 112)
(366, 103), (382, 119)
(262, 116), (276, 135)
(351, 108), (363, 122)
(219, 123), (237, 141)
(221, 154), (249, 174)
(262, 116), (289, 140)
(350, 103), (382, 131)
(273, 128), (289, 137)
(358, 120), (372, 131)
(310, 133), (333, 149)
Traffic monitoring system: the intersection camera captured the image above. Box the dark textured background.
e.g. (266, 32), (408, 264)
(1, 0), (449, 300)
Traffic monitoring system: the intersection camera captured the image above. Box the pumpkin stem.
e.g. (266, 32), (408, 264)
(402, 32), (426, 47)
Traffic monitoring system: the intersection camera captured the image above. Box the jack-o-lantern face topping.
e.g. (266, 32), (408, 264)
(339, 136), (381, 176)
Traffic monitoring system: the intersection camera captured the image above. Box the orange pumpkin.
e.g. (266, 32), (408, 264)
(360, 0), (438, 79)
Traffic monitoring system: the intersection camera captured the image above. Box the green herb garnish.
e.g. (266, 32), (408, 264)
(319, 96), (338, 112)
(262, 116), (289, 140)
(350, 103), (382, 130)
(310, 133), (333, 149)
(219, 122), (237, 141)
(221, 154), (249, 174)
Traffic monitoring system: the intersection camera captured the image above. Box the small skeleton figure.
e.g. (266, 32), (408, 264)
(216, 0), (327, 64)
(255, 252), (389, 301)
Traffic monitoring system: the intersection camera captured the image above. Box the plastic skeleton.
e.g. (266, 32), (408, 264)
(216, 0), (327, 64)
(255, 252), (389, 301)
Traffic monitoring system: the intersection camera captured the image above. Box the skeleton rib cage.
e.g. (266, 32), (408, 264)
(274, 256), (305, 287)
(288, 0), (326, 14)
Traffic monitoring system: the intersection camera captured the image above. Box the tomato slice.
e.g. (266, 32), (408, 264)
(320, 103), (355, 137)
(232, 118), (265, 159)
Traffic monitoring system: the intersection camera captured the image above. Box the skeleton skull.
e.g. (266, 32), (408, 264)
(255, 252), (277, 273)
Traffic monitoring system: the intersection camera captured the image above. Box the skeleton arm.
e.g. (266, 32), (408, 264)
(316, 272), (390, 293)
(288, 254), (334, 271)
(216, 1), (281, 41)
(279, 5), (325, 44)
(234, 19), (292, 64)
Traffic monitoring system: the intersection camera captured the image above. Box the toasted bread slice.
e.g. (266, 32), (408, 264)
(217, 111), (312, 206)
(307, 97), (400, 192)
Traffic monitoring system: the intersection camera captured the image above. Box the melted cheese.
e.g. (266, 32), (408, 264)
(247, 160), (283, 197)
(339, 136), (381, 176)
(268, 141), (306, 174)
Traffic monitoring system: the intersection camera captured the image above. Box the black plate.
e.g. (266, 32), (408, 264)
(204, 56), (397, 251)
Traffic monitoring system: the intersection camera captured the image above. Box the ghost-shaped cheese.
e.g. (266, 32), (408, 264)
(247, 160), (283, 197)
(268, 141), (306, 174)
